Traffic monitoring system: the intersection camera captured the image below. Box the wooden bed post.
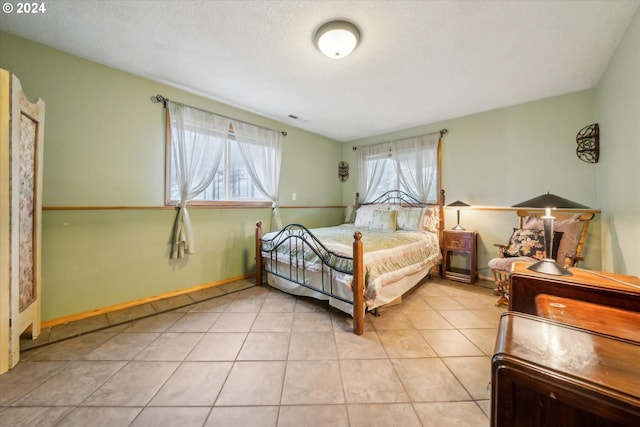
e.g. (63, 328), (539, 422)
(255, 221), (263, 286)
(438, 189), (446, 278)
(352, 231), (364, 335)
(439, 189), (445, 226)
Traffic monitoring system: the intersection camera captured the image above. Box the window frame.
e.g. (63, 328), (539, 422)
(358, 134), (441, 204)
(163, 115), (272, 208)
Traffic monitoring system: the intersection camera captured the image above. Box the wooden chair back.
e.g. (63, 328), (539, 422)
(515, 210), (595, 267)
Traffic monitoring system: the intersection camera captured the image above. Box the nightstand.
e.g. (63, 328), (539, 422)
(443, 229), (477, 283)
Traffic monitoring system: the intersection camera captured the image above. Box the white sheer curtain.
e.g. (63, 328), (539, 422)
(232, 121), (284, 231)
(392, 133), (440, 202)
(357, 132), (440, 203)
(168, 101), (230, 258)
(357, 143), (391, 203)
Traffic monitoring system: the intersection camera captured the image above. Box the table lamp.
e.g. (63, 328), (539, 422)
(512, 192), (590, 276)
(448, 200), (470, 230)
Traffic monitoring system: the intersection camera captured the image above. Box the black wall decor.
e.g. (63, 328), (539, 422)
(338, 161), (349, 182)
(576, 123), (599, 163)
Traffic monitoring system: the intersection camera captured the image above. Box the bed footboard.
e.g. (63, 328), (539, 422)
(255, 221), (365, 335)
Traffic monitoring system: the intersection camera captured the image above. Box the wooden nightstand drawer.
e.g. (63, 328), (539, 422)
(444, 232), (472, 250)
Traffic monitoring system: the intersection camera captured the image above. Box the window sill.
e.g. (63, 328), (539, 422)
(166, 201), (273, 209)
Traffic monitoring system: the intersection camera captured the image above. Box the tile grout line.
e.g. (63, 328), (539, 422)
(20, 282), (256, 352)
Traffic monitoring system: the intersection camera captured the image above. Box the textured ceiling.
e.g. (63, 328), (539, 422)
(0, 1), (638, 141)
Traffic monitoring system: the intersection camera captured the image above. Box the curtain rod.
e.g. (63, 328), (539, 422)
(151, 94), (287, 136)
(351, 128), (447, 151)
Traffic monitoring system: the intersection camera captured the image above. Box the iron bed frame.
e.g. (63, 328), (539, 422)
(255, 189), (445, 335)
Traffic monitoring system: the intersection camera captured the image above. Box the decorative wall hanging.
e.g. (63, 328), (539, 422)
(338, 161), (349, 182)
(576, 123), (599, 163)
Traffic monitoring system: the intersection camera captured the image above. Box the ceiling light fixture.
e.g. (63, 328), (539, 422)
(314, 20), (360, 59)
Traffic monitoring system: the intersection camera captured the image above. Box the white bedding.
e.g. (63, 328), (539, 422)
(261, 224), (442, 314)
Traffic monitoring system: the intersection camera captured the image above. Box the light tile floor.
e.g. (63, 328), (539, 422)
(0, 277), (506, 426)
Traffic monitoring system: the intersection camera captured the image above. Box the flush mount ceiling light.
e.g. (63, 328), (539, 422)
(314, 20), (360, 59)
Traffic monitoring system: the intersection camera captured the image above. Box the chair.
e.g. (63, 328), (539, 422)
(488, 210), (595, 306)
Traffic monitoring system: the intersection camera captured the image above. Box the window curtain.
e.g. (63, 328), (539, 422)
(357, 132), (440, 203)
(168, 101), (230, 258)
(232, 121), (284, 231)
(392, 132), (439, 203)
(357, 143), (391, 203)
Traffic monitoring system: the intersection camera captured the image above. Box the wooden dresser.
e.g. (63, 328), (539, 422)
(508, 262), (640, 342)
(492, 265), (640, 426)
(509, 263), (640, 312)
(492, 312), (640, 426)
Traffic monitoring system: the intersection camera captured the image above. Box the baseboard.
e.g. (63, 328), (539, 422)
(40, 273), (256, 329)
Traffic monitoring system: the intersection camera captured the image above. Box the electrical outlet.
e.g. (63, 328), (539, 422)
(292, 193), (296, 201)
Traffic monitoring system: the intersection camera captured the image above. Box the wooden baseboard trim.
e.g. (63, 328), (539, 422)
(40, 273), (256, 329)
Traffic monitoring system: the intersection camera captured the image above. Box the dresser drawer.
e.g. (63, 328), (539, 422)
(444, 231), (472, 250)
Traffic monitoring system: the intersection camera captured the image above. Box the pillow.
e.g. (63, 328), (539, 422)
(504, 229), (546, 259)
(370, 209), (397, 231)
(550, 231), (564, 260)
(344, 204), (356, 224)
(422, 207), (440, 233)
(504, 229), (563, 260)
(354, 205), (379, 228)
(523, 214), (581, 265)
(396, 207), (425, 231)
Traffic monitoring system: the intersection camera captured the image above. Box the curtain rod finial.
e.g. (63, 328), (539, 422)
(151, 94), (168, 106)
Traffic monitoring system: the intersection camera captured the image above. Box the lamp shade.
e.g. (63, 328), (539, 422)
(448, 200), (470, 207)
(512, 192), (590, 209)
(314, 20), (360, 59)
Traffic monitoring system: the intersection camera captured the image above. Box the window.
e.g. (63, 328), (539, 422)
(165, 100), (284, 257)
(167, 132), (269, 204)
(358, 133), (440, 203)
(165, 103), (274, 207)
(363, 151), (397, 196)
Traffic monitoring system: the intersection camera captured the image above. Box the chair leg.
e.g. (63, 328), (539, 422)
(492, 269), (510, 307)
(495, 284), (509, 307)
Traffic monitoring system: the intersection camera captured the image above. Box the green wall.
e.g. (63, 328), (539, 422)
(342, 90), (601, 277)
(596, 7), (640, 276)
(3, 11), (638, 321)
(340, 10), (640, 278)
(0, 32), (344, 321)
